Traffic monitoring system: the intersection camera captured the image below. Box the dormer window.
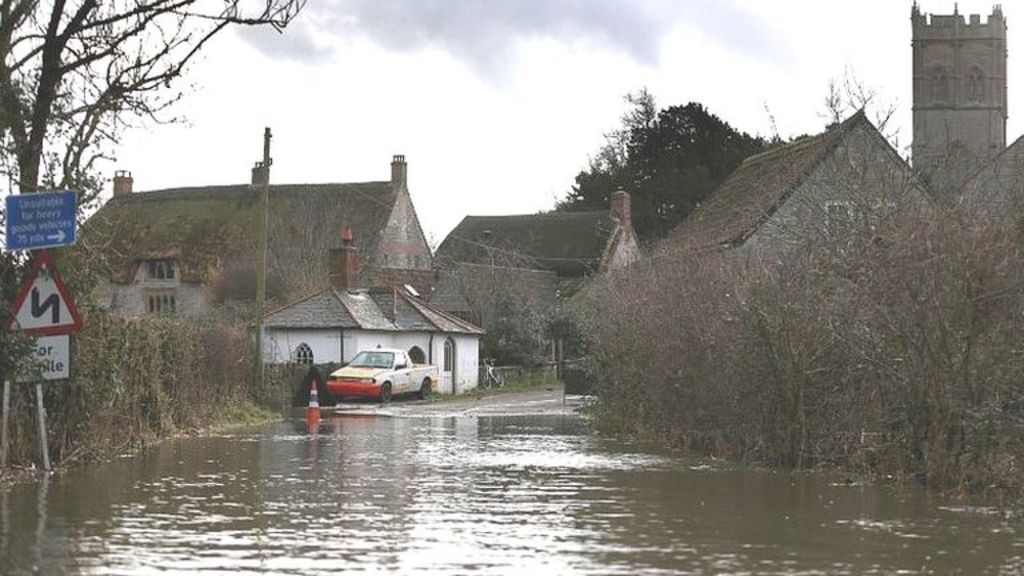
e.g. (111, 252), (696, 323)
(147, 259), (175, 280)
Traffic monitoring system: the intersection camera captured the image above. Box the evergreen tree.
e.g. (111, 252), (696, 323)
(560, 92), (768, 241)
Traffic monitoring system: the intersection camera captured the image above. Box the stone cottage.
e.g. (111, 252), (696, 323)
(83, 155), (433, 317)
(432, 191), (640, 307)
(672, 110), (929, 262)
(429, 192), (639, 365)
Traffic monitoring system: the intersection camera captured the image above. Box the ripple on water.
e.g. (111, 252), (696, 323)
(1, 415), (1021, 575)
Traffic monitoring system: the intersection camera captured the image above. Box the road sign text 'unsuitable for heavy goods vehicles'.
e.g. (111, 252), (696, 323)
(4, 190), (77, 251)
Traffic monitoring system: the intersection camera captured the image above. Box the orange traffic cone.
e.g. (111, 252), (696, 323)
(307, 380), (321, 428)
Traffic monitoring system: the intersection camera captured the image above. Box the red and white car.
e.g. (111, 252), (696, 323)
(327, 348), (437, 402)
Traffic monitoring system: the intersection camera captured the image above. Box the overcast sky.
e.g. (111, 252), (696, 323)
(114, 0), (1020, 246)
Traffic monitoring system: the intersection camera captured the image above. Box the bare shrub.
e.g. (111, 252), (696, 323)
(2, 309), (256, 466)
(588, 203), (1024, 497)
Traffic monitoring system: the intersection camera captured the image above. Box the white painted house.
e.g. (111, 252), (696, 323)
(262, 234), (484, 394)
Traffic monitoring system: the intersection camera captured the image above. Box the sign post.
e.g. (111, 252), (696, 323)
(4, 249), (82, 471)
(0, 381), (8, 468)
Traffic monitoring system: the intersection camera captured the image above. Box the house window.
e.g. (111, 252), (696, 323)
(293, 343), (314, 365)
(443, 338), (454, 372)
(147, 259), (176, 280)
(408, 346), (426, 364)
(147, 291), (177, 314)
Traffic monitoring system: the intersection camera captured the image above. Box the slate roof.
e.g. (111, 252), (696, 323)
(264, 287), (484, 334)
(83, 182), (396, 283)
(434, 211), (617, 277)
(263, 290), (358, 329)
(672, 110), (871, 251)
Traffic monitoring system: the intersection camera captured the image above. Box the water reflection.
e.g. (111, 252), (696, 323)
(0, 414), (1020, 575)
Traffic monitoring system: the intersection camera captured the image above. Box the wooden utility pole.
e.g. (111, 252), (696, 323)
(255, 128), (272, 388)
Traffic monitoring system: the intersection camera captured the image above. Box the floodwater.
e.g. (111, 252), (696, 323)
(0, 414), (1021, 575)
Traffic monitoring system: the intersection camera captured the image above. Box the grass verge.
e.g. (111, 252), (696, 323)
(207, 401), (282, 433)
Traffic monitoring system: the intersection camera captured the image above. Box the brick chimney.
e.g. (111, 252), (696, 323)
(391, 154), (407, 190)
(112, 170), (133, 196)
(329, 228), (359, 290)
(251, 161), (268, 186)
(610, 190), (632, 238)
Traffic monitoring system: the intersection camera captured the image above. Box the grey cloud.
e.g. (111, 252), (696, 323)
(237, 17), (334, 62)
(241, 0), (789, 76)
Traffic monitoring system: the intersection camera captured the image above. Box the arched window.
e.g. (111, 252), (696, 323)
(408, 346), (426, 364)
(930, 66), (950, 103)
(293, 343), (314, 365)
(443, 338), (455, 373)
(968, 66), (985, 102)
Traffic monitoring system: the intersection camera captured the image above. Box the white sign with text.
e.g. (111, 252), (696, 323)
(16, 335), (70, 382)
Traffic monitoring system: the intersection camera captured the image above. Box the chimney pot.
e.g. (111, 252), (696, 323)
(329, 233), (359, 290)
(391, 154), (407, 190)
(251, 161), (268, 186)
(112, 170), (133, 195)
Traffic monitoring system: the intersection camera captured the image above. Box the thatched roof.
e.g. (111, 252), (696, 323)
(673, 111), (871, 251)
(435, 211), (618, 277)
(84, 182), (396, 283)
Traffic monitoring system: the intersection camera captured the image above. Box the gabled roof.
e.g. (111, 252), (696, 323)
(264, 287), (484, 335)
(83, 182), (397, 283)
(673, 110), (873, 250)
(435, 211), (618, 276)
(959, 133), (1024, 219)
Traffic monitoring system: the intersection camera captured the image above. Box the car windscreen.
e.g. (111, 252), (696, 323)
(348, 351), (394, 369)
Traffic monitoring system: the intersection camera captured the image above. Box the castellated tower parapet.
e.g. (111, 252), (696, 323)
(912, 3), (1007, 194)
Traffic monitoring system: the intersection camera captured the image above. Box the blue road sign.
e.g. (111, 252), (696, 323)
(5, 191), (77, 251)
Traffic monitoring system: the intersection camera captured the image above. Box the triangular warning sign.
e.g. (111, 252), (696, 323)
(5, 250), (83, 335)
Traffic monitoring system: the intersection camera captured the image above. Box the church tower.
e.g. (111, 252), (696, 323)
(912, 3), (1007, 193)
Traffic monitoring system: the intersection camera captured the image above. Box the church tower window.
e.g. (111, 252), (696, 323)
(968, 67), (985, 102)
(930, 67), (950, 103)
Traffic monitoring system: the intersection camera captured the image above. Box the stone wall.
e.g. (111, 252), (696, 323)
(745, 121), (927, 263)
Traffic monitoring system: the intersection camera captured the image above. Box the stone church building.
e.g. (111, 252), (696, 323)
(912, 3), (1008, 195)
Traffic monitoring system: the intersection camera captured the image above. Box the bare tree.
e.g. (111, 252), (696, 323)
(0, 0), (304, 203)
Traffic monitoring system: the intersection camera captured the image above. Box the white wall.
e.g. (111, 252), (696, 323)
(428, 333), (480, 394)
(264, 328), (342, 364)
(453, 334), (479, 393)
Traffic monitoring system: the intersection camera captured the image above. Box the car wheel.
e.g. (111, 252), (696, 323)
(379, 382), (392, 404)
(418, 378), (431, 400)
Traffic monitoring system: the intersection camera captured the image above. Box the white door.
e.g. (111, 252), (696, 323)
(442, 337), (455, 394)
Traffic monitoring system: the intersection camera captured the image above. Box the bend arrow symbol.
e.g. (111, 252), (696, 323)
(30, 287), (60, 324)
(46, 230), (66, 243)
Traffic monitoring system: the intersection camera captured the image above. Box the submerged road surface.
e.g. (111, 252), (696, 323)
(1, 392), (1022, 574)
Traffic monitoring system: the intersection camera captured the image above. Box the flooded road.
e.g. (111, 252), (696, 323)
(1, 413), (1021, 575)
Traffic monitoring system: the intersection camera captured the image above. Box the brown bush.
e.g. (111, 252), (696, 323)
(2, 310), (256, 466)
(587, 205), (1024, 497)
